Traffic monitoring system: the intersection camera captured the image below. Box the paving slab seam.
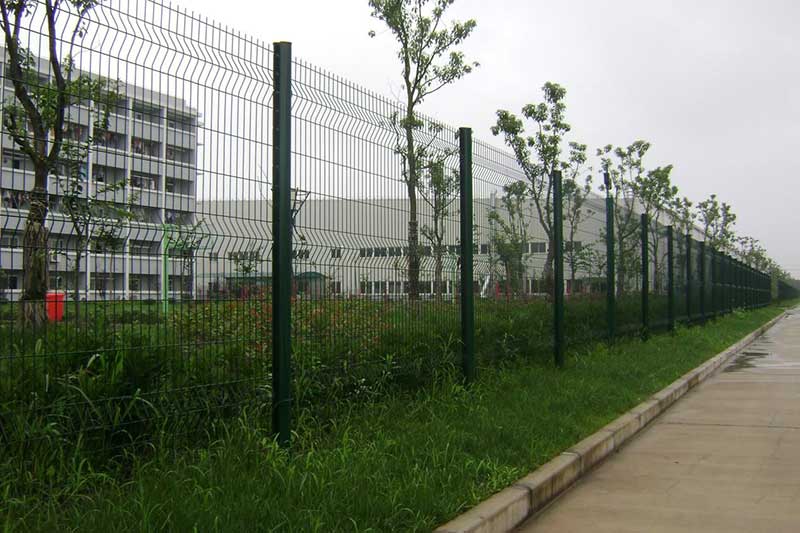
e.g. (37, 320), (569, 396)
(434, 310), (789, 533)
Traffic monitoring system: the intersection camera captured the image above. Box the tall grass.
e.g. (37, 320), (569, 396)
(2, 301), (792, 531)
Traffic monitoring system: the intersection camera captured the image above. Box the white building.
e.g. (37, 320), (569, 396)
(194, 192), (613, 300)
(0, 54), (198, 302)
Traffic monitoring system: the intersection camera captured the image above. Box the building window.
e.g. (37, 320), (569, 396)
(565, 241), (582, 252)
(129, 276), (141, 291)
(359, 248), (373, 258)
(0, 276), (19, 290)
(292, 248), (310, 260)
(330, 247), (342, 259)
(1, 234), (19, 248)
(530, 242), (547, 254)
(480, 244), (490, 255)
(374, 247), (387, 257)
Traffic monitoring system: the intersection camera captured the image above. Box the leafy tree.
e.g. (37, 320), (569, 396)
(1, 0), (106, 326)
(488, 181), (527, 299)
(670, 196), (695, 237)
(696, 194), (737, 253)
(632, 164), (677, 292)
(561, 146), (594, 292)
(369, 0), (477, 299)
(230, 247), (264, 276)
(669, 195), (695, 285)
(419, 158), (458, 300)
(165, 220), (206, 299)
(597, 141), (650, 295)
(492, 82), (573, 293)
(57, 168), (133, 317)
(54, 81), (130, 316)
(735, 236), (770, 271)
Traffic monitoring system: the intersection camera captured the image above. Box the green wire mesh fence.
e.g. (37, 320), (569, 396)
(0, 0), (781, 454)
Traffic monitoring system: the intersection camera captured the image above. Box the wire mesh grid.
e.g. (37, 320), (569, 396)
(289, 58), (463, 404)
(0, 0), (275, 451)
(471, 139), (553, 360)
(562, 193), (608, 346)
(0, 0), (782, 459)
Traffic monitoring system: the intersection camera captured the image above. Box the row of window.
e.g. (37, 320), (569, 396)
(350, 241), (581, 259)
(358, 280), (453, 295)
(209, 242), (584, 263)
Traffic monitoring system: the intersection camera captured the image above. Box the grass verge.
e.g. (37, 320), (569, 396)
(3, 301), (796, 532)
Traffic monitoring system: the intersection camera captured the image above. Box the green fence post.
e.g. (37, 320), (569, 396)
(641, 213), (649, 339)
(459, 127), (475, 384)
(272, 41), (292, 447)
(667, 225), (675, 331)
(745, 265), (750, 309)
(735, 259), (741, 309)
(699, 240), (706, 322)
(604, 173), (615, 341)
(685, 233), (692, 322)
(553, 170), (565, 368)
(709, 248), (715, 317)
(727, 254), (733, 313)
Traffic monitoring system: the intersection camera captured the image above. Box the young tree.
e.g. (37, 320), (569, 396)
(597, 141), (650, 295)
(632, 164), (677, 292)
(165, 220), (206, 299)
(561, 143), (593, 293)
(369, 0), (477, 299)
(492, 82), (573, 293)
(696, 194), (737, 253)
(58, 170), (132, 317)
(488, 180), (527, 299)
(669, 195), (695, 285)
(419, 158), (458, 301)
(1, 0), (105, 326)
(55, 81), (128, 316)
(735, 235), (770, 271)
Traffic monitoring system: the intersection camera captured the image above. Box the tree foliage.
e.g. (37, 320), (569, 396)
(1, 0), (106, 326)
(488, 181), (527, 298)
(696, 194), (737, 253)
(492, 82), (576, 290)
(369, 0), (476, 299)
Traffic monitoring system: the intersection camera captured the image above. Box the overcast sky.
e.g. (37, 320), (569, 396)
(180, 0), (799, 276)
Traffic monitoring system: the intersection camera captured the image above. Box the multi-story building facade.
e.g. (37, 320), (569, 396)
(195, 192), (615, 300)
(0, 54), (198, 302)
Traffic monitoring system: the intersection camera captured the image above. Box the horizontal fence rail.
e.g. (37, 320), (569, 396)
(0, 0), (784, 457)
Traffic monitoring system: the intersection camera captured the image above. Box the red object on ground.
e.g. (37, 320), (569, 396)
(45, 291), (65, 322)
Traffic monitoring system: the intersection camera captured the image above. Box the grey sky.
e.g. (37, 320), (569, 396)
(183, 0), (800, 276)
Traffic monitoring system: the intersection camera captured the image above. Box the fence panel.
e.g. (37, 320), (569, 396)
(563, 193), (609, 347)
(471, 140), (549, 361)
(648, 216), (671, 331)
(289, 59), (462, 409)
(0, 0), (275, 451)
(0, 0), (783, 463)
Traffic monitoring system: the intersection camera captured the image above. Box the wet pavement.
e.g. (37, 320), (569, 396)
(517, 309), (800, 532)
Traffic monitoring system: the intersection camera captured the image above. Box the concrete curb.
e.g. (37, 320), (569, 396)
(434, 310), (788, 533)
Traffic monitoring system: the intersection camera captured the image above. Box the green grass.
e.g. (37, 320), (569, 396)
(3, 300), (795, 532)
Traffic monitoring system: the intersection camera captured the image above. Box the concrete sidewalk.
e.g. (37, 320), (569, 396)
(517, 309), (800, 533)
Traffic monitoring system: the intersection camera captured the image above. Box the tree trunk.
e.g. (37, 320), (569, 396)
(404, 109), (420, 301)
(543, 237), (555, 299)
(73, 244), (82, 320)
(433, 250), (443, 301)
(19, 185), (49, 327)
